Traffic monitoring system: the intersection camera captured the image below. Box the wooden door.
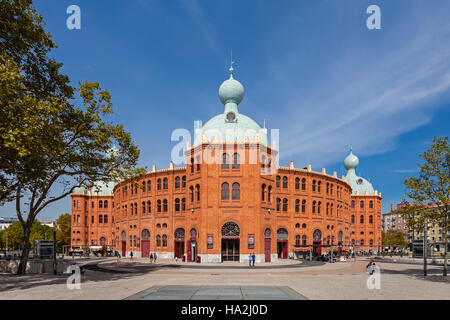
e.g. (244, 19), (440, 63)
(141, 240), (150, 258)
(264, 238), (271, 262)
(121, 241), (126, 257)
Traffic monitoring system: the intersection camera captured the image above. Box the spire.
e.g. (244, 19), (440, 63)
(229, 49), (234, 79)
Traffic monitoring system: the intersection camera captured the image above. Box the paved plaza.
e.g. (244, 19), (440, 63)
(126, 285), (307, 300)
(0, 257), (449, 300)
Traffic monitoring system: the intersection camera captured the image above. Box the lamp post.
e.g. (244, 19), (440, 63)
(53, 222), (57, 275)
(423, 218), (428, 276)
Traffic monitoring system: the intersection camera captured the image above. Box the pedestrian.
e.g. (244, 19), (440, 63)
(130, 251), (133, 260)
(149, 253), (153, 263)
(117, 252), (121, 263)
(366, 259), (376, 275)
(252, 253), (255, 267)
(249, 253), (252, 267)
(154, 252), (157, 263)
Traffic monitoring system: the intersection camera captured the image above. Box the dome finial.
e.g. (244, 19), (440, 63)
(229, 49), (235, 79)
(344, 146), (359, 171)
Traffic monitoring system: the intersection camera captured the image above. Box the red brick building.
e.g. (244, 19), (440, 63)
(70, 66), (382, 262)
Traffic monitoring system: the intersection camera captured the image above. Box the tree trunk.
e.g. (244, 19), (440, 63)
(17, 225), (32, 275)
(444, 214), (448, 277)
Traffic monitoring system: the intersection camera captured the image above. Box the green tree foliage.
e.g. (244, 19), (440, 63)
(399, 136), (449, 276)
(0, 0), (146, 274)
(382, 230), (408, 246)
(1, 220), (53, 250)
(56, 213), (71, 250)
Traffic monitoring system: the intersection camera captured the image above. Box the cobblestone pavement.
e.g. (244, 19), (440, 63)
(0, 257), (448, 300)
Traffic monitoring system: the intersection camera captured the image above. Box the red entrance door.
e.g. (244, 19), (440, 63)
(277, 241), (288, 259)
(141, 240), (150, 258)
(174, 241), (184, 258)
(121, 241), (126, 257)
(282, 241), (288, 259)
(264, 238), (271, 262)
(313, 241), (321, 256)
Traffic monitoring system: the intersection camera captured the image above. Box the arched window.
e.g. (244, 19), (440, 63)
(302, 200), (306, 213)
(221, 183), (229, 200)
(104, 215), (108, 223)
(265, 228), (271, 238)
(268, 186), (273, 202)
(196, 155), (201, 171)
(282, 198), (288, 211)
(189, 186), (194, 202)
(104, 200), (108, 208)
(222, 153), (229, 169)
(338, 231), (343, 244)
(351, 215), (355, 224)
(222, 222), (240, 237)
(295, 199), (300, 212)
(313, 229), (322, 241)
(143, 181), (146, 192)
(312, 180), (316, 192)
(277, 228), (288, 240)
(100, 237), (106, 246)
(232, 153), (240, 169)
(156, 235), (161, 247)
(261, 184), (266, 201)
(282, 176), (288, 188)
(147, 180), (151, 191)
(276, 198), (281, 211)
(175, 176), (180, 189)
(134, 202), (138, 215)
(369, 215), (373, 224)
(360, 239), (364, 246)
(360, 215), (364, 224)
(182, 176), (186, 188)
(301, 178), (306, 190)
(190, 158), (194, 173)
(232, 183), (240, 200)
(162, 223), (167, 228)
(181, 198), (186, 211)
(142, 201), (146, 214)
(276, 176), (281, 188)
(147, 201), (151, 214)
(302, 223), (306, 229)
(370, 239), (373, 246)
(295, 235), (301, 246)
(302, 235), (307, 245)
(174, 228), (185, 240)
(142, 229), (150, 240)
(195, 184), (200, 201)
(317, 201), (321, 214)
(295, 223), (300, 228)
(163, 199), (168, 212)
(330, 184), (333, 195)
(99, 200), (103, 209)
(190, 228), (197, 239)
(261, 155), (266, 171)
(326, 203), (329, 215)
(326, 182), (329, 194)
(330, 203), (333, 216)
(157, 200), (161, 212)
(135, 183), (138, 194)
(157, 179), (162, 190)
(99, 215), (103, 223)
(163, 178), (168, 190)
(317, 181), (321, 192)
(369, 200), (373, 209)
(360, 201), (364, 209)
(312, 201), (316, 213)
(295, 178), (300, 190)
(351, 200), (355, 208)
(175, 198), (180, 212)
(130, 204), (133, 215)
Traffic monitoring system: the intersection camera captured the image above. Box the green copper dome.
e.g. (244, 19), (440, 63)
(195, 66), (268, 145)
(344, 148), (375, 195)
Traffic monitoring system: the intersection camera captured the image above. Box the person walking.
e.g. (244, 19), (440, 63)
(154, 252), (157, 263)
(248, 253), (252, 267)
(252, 253), (255, 267)
(130, 251), (133, 260)
(149, 253), (153, 263)
(117, 252), (121, 263)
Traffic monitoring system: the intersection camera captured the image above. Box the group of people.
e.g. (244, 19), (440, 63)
(149, 252), (157, 263)
(248, 252), (256, 267)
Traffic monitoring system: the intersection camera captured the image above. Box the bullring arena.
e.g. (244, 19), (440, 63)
(70, 66), (382, 263)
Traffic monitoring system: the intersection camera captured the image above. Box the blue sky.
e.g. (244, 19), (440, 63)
(1, 0), (449, 221)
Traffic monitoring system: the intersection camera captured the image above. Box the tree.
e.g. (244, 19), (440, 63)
(400, 136), (449, 276)
(56, 213), (71, 251)
(382, 230), (408, 247)
(0, 1), (145, 274)
(2, 222), (23, 250)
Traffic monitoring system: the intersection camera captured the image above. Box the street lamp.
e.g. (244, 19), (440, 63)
(191, 208), (194, 214)
(268, 209), (271, 214)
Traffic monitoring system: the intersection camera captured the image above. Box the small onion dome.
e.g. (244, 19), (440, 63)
(344, 147), (359, 170)
(219, 65), (244, 105)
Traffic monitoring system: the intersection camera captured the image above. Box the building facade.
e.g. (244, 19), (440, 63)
(70, 67), (383, 262)
(382, 203), (410, 239)
(0, 217), (19, 231)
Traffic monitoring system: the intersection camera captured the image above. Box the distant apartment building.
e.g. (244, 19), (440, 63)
(383, 203), (409, 232)
(0, 217), (19, 231)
